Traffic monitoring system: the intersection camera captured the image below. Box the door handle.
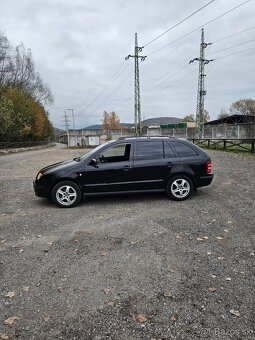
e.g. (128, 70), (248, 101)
(123, 166), (131, 171)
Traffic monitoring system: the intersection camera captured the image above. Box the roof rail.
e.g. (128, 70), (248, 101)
(118, 135), (177, 140)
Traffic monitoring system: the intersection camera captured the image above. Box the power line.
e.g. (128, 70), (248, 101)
(214, 45), (255, 59)
(208, 38), (255, 55)
(147, 49), (199, 89)
(78, 62), (127, 114)
(147, 0), (251, 56)
(141, 19), (254, 91)
(146, 46), (255, 107)
(142, 0), (215, 48)
(145, 63), (190, 95)
(78, 62), (127, 115)
(78, 39), (132, 114)
(88, 71), (133, 117)
(105, 37), (133, 74)
(144, 68), (197, 98)
(139, 35), (195, 80)
(213, 25), (255, 43)
(76, 69), (132, 126)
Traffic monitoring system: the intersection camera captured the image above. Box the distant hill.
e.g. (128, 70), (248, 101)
(81, 117), (181, 130)
(80, 123), (134, 130)
(142, 117), (182, 126)
(54, 127), (65, 135)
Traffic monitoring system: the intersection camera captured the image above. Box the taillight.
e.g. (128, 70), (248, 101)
(206, 159), (212, 174)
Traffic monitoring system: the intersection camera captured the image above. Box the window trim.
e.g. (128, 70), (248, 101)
(163, 141), (177, 158)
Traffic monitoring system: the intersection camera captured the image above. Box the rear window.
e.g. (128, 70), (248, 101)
(172, 141), (198, 157)
(135, 141), (163, 160)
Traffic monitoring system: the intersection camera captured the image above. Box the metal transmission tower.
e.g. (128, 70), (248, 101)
(189, 28), (214, 138)
(125, 33), (147, 136)
(62, 110), (70, 146)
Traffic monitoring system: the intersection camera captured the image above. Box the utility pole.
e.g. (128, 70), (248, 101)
(63, 110), (70, 146)
(125, 33), (147, 136)
(189, 28), (214, 138)
(67, 108), (77, 145)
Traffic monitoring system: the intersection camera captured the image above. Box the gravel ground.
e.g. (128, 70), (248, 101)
(0, 144), (254, 340)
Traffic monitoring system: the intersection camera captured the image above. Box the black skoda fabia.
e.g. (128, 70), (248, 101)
(33, 137), (213, 208)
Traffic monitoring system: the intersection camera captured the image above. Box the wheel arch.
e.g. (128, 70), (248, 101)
(50, 177), (83, 195)
(166, 171), (196, 189)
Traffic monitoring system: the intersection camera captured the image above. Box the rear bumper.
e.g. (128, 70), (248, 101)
(197, 174), (214, 188)
(33, 181), (50, 198)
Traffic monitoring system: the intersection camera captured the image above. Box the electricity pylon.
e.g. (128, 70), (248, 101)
(62, 110), (70, 146)
(189, 28), (214, 138)
(125, 33), (147, 136)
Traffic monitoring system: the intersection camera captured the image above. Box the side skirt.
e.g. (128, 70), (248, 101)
(84, 189), (165, 197)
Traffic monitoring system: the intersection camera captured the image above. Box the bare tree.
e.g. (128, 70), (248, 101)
(182, 114), (195, 122)
(217, 108), (229, 119)
(204, 109), (210, 123)
(230, 99), (255, 116)
(0, 33), (14, 87)
(9, 44), (54, 104)
(0, 35), (53, 105)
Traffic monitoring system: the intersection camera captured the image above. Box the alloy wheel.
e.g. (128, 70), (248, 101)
(171, 179), (190, 199)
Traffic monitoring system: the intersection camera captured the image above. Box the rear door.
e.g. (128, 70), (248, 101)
(170, 140), (203, 181)
(132, 140), (178, 190)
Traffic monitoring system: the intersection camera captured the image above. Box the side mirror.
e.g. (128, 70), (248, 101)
(90, 158), (98, 168)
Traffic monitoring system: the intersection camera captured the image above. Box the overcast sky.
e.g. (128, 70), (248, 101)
(1, 0), (254, 128)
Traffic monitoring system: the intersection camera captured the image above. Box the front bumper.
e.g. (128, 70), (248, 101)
(33, 181), (50, 198)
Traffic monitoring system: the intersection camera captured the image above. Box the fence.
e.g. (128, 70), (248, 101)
(204, 123), (255, 139)
(189, 138), (255, 153)
(160, 123), (255, 139)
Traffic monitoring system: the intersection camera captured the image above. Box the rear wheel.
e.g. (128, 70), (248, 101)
(166, 175), (193, 201)
(52, 181), (81, 208)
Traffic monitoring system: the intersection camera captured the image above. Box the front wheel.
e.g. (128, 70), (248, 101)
(52, 181), (82, 208)
(166, 175), (193, 201)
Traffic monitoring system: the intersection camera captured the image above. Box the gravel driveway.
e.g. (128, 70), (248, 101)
(0, 144), (254, 340)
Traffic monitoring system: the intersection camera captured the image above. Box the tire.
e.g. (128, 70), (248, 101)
(52, 181), (82, 208)
(166, 175), (193, 201)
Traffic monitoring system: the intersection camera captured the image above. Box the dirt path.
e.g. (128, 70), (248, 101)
(0, 147), (254, 339)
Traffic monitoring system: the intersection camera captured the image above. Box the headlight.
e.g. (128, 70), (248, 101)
(36, 172), (43, 180)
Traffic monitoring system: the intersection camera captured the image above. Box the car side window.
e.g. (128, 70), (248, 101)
(98, 143), (131, 163)
(172, 141), (198, 157)
(163, 142), (176, 158)
(135, 141), (163, 160)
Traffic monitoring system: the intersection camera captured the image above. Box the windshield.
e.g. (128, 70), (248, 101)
(78, 141), (112, 161)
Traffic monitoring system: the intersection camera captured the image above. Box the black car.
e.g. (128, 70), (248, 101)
(33, 136), (213, 208)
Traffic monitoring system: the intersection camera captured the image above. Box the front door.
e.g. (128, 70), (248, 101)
(82, 142), (134, 193)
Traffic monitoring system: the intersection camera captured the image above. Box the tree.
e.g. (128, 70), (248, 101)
(204, 109), (210, 123)
(0, 31), (54, 142)
(0, 33), (54, 105)
(0, 33), (13, 87)
(230, 98), (255, 116)
(217, 108), (229, 119)
(182, 114), (195, 122)
(102, 111), (110, 131)
(102, 111), (120, 138)
(109, 111), (120, 129)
